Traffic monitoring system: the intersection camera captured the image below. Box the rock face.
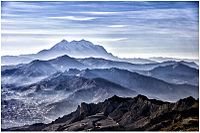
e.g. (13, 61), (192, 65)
(4, 94), (199, 131)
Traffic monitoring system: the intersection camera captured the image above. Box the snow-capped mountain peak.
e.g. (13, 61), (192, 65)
(51, 39), (69, 50)
(52, 39), (99, 50)
(43, 39), (115, 59)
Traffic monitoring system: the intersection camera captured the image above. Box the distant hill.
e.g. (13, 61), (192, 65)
(2, 54), (198, 86)
(1, 55), (86, 85)
(150, 57), (199, 66)
(64, 68), (199, 101)
(149, 62), (199, 86)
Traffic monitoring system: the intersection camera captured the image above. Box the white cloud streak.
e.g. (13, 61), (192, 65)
(1, 1), (198, 59)
(107, 25), (129, 28)
(78, 11), (119, 15)
(49, 16), (97, 21)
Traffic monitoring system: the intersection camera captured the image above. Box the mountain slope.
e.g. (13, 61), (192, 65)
(64, 68), (199, 101)
(77, 57), (143, 70)
(149, 62), (199, 86)
(4, 95), (198, 131)
(2, 54), (198, 86)
(44, 39), (114, 59)
(48, 55), (86, 71)
(1, 55), (33, 65)
(78, 58), (198, 71)
(1, 55), (86, 85)
(18, 74), (137, 103)
(1, 74), (137, 129)
(1, 60), (57, 85)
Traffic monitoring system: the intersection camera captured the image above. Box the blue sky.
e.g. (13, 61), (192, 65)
(1, 1), (199, 59)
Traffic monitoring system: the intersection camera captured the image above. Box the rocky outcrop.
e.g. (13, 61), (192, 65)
(3, 94), (199, 131)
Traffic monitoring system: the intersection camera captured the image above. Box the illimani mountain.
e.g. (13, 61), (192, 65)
(148, 62), (199, 86)
(36, 39), (115, 60)
(1, 39), (114, 65)
(1, 39), (157, 65)
(4, 95), (198, 131)
(64, 68), (198, 101)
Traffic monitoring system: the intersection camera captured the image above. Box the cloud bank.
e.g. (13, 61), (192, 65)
(1, 1), (199, 59)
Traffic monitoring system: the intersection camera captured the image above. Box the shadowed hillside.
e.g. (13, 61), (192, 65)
(3, 94), (198, 131)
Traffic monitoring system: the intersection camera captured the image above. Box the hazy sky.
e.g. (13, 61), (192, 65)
(1, 1), (199, 59)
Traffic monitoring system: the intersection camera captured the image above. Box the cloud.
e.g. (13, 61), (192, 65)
(1, 1), (199, 59)
(124, 8), (198, 20)
(49, 16), (97, 21)
(74, 8), (198, 21)
(2, 1), (54, 10)
(78, 11), (119, 15)
(91, 38), (128, 42)
(107, 25), (129, 28)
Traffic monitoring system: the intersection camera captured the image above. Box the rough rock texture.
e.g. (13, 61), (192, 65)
(3, 94), (199, 131)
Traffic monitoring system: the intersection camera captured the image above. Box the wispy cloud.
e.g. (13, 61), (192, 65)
(107, 25), (129, 28)
(78, 11), (119, 15)
(49, 16), (97, 21)
(1, 1), (199, 59)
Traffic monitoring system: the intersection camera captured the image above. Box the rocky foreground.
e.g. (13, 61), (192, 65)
(3, 94), (199, 131)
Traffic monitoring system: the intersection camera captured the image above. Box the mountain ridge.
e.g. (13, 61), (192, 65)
(1, 39), (199, 131)
(64, 67), (198, 101)
(1, 74), (137, 129)
(3, 94), (198, 131)
(148, 62), (199, 86)
(1, 39), (115, 65)
(1, 39), (165, 65)
(2, 56), (198, 101)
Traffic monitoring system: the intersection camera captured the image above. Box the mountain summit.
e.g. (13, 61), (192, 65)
(1, 39), (195, 66)
(1, 39), (116, 65)
(41, 39), (114, 59)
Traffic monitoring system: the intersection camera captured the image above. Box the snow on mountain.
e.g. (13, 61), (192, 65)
(1, 39), (115, 65)
(3, 39), (196, 66)
(35, 39), (115, 60)
(2, 39), (157, 65)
